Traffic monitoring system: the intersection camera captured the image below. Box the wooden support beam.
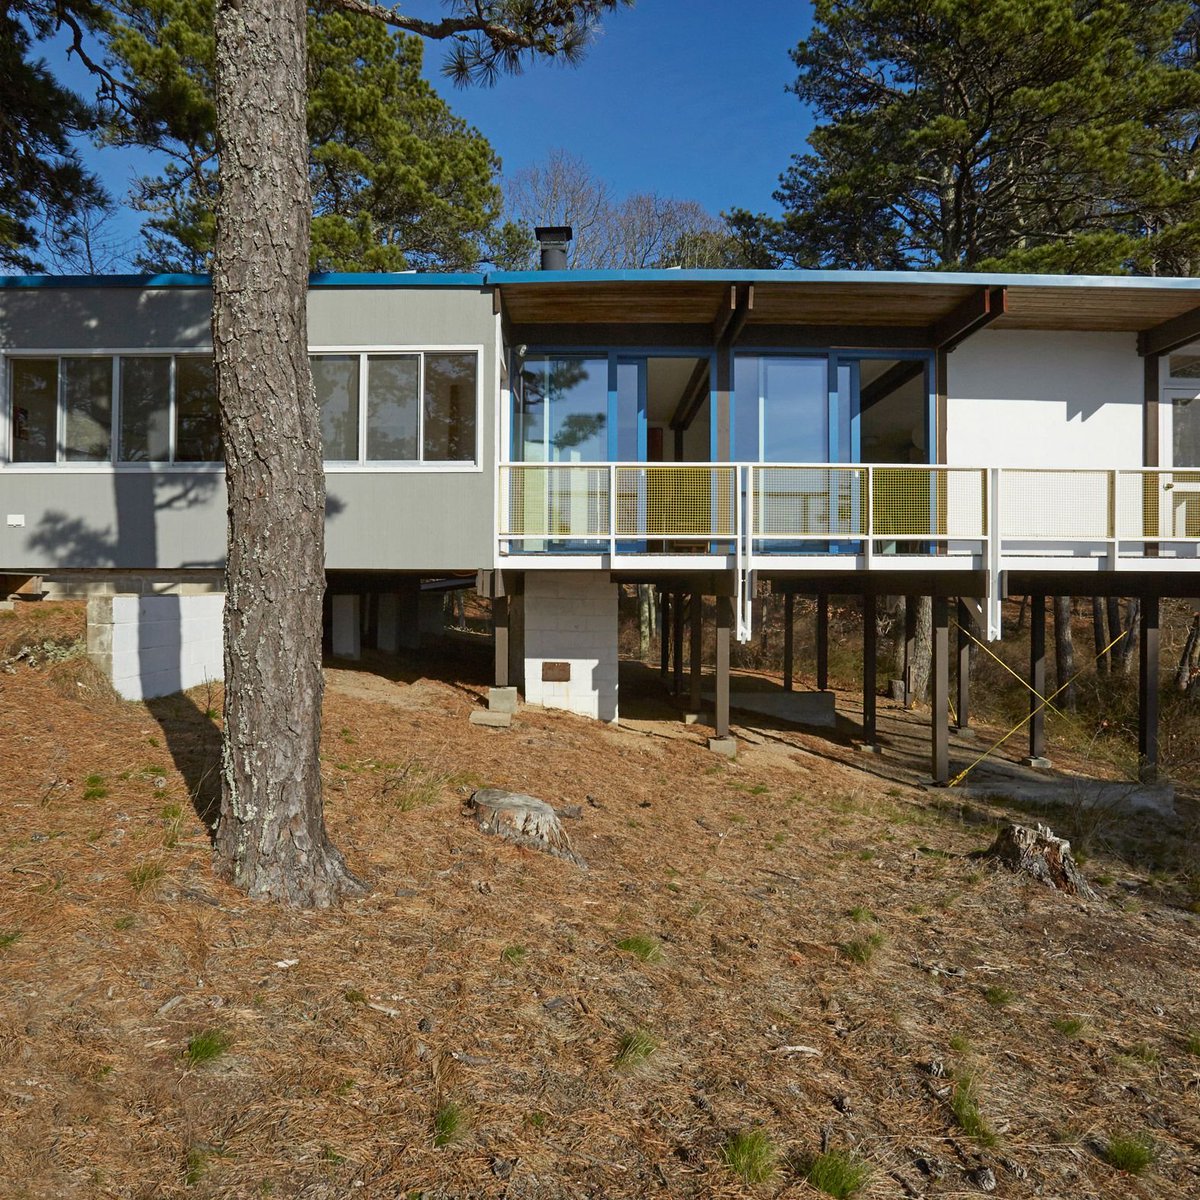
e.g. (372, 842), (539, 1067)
(712, 283), (754, 346)
(689, 592), (703, 711)
(1137, 304), (1200, 358)
(1138, 594), (1160, 781)
(783, 592), (794, 693)
(930, 286), (1007, 352)
(715, 596), (732, 738)
(956, 599), (971, 731)
(859, 359), (924, 412)
(670, 357), (712, 431)
(1027, 594), (1047, 764)
(672, 590), (685, 697)
(493, 595), (509, 689)
(862, 594), (878, 747)
(816, 593), (829, 692)
(659, 590), (670, 679)
(932, 596), (950, 785)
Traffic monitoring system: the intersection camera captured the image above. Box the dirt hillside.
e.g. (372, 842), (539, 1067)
(1, 602), (1198, 1199)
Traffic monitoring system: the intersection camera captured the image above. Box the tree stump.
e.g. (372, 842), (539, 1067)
(982, 823), (1095, 899)
(468, 789), (585, 867)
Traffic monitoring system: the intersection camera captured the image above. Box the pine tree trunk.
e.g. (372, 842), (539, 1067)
(638, 584), (652, 659)
(212, 0), (362, 906)
(1053, 595), (1077, 712)
(910, 595), (932, 703)
(1106, 597), (1124, 667)
(1116, 598), (1140, 676)
(1093, 597), (1109, 675)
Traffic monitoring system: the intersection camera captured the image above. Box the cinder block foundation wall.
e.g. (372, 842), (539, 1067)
(522, 570), (618, 722)
(88, 593), (224, 701)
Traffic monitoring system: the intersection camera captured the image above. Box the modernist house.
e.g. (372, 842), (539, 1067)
(3, 243), (1200, 782)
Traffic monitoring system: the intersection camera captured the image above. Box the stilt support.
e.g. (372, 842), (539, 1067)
(1138, 594), (1160, 782)
(493, 594), (509, 688)
(689, 592), (703, 712)
(783, 591), (795, 692)
(816, 593), (829, 692)
(903, 594), (918, 707)
(956, 599), (971, 731)
(714, 595), (731, 739)
(1024, 594), (1049, 767)
(931, 595), (949, 785)
(861, 593), (878, 750)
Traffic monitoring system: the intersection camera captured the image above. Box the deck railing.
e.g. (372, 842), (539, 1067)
(498, 462), (1200, 560)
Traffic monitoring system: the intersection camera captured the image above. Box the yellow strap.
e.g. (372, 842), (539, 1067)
(947, 622), (1130, 788)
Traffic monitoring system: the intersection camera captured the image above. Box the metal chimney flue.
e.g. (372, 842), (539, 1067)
(534, 225), (572, 271)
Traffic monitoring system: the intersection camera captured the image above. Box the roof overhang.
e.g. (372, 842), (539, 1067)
(491, 268), (1200, 340)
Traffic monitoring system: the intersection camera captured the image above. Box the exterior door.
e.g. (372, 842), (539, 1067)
(1159, 387), (1200, 540)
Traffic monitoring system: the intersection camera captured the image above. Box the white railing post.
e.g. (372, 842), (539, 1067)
(987, 467), (1002, 640)
(609, 463), (617, 560)
(863, 465), (874, 569)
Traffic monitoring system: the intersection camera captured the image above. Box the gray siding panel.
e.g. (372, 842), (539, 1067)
(0, 284), (499, 574)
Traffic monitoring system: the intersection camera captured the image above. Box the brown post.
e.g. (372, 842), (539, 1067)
(689, 592), (703, 711)
(715, 595), (732, 737)
(1028, 594), (1047, 764)
(659, 589), (670, 679)
(956, 598), (970, 730)
(783, 591), (795, 692)
(1138, 593), (1160, 781)
(903, 594), (918, 707)
(931, 595), (949, 784)
(672, 590), (685, 697)
(816, 592), (829, 691)
(862, 593), (878, 747)
(493, 594), (509, 688)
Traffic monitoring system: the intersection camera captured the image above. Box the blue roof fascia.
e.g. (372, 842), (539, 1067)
(0, 271), (486, 289)
(0, 273), (210, 289)
(484, 267), (1200, 291)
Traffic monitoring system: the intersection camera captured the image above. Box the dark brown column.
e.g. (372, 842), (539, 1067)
(1138, 593), (1160, 781)
(715, 595), (732, 737)
(931, 595), (949, 785)
(1027, 594), (1047, 764)
(659, 589), (670, 679)
(689, 592), (703, 711)
(862, 593), (878, 747)
(673, 590), (685, 697)
(903, 594), (918, 707)
(816, 593), (829, 691)
(956, 599), (971, 730)
(493, 594), (509, 688)
(783, 591), (795, 692)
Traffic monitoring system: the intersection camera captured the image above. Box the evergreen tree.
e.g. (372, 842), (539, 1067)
(105, 0), (504, 271)
(731, 0), (1200, 273)
(1, 2), (110, 271)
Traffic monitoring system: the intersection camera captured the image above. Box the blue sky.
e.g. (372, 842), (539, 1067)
(55, 2), (815, 258)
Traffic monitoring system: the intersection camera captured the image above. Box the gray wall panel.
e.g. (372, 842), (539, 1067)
(0, 287), (213, 350)
(1, 284), (499, 575)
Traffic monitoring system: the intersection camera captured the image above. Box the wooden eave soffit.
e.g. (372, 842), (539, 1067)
(1137, 304), (1200, 358)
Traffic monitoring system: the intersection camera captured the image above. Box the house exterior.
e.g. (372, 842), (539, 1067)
(2, 264), (1199, 779)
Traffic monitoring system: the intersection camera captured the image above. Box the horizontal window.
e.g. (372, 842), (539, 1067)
(311, 351), (478, 465)
(8, 349), (479, 467)
(7, 354), (220, 465)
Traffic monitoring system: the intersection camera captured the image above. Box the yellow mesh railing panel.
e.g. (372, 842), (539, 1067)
(1119, 469), (1200, 539)
(503, 465), (610, 538)
(614, 466), (736, 538)
(753, 467), (866, 537)
(1000, 469), (1110, 539)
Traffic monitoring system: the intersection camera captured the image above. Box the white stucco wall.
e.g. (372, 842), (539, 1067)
(88, 593), (224, 701)
(522, 570), (618, 722)
(945, 330), (1144, 467)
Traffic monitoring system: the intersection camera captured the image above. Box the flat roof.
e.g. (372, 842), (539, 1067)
(3, 267), (1200, 334)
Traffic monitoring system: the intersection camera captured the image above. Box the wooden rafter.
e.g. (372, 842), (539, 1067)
(929, 286), (1007, 351)
(1136, 304), (1200, 358)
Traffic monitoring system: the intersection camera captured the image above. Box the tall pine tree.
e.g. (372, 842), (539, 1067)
(105, 0), (504, 271)
(730, 0), (1200, 273)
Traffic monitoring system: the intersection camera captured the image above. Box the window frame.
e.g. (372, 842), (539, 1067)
(309, 344), (483, 472)
(1, 348), (223, 471)
(2, 344), (484, 472)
